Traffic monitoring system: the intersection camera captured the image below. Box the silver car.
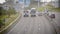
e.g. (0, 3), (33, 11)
(38, 12), (42, 16)
(30, 8), (36, 17)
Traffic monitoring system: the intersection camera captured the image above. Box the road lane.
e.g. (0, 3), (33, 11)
(7, 16), (56, 34)
(41, 16), (56, 34)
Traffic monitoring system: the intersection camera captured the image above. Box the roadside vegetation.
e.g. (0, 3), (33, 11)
(37, 7), (45, 12)
(45, 4), (60, 12)
(0, 7), (19, 31)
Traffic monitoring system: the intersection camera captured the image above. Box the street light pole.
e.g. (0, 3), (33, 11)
(38, 0), (40, 8)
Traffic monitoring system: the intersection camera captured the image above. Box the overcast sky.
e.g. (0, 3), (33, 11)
(0, 0), (5, 4)
(0, 0), (53, 4)
(41, 0), (51, 2)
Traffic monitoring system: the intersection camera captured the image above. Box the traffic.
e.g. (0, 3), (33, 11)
(23, 8), (43, 17)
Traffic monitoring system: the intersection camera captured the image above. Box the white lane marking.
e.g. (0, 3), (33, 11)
(39, 28), (40, 30)
(38, 24), (40, 30)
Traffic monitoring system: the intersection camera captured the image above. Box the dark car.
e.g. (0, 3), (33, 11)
(49, 14), (55, 19)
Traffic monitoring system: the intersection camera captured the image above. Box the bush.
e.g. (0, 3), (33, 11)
(0, 7), (7, 15)
(0, 20), (4, 28)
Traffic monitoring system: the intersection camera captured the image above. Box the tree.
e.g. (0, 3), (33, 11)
(0, 20), (5, 28)
(0, 7), (7, 15)
(0, 7), (3, 15)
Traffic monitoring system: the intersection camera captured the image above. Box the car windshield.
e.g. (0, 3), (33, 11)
(0, 0), (60, 34)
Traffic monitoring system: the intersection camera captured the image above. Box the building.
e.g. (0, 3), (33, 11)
(51, 0), (60, 8)
(19, 0), (30, 7)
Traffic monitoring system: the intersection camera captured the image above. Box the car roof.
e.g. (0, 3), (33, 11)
(31, 8), (36, 10)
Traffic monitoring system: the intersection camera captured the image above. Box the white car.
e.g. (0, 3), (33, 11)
(24, 10), (29, 17)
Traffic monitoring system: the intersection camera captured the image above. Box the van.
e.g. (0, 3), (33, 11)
(30, 8), (36, 17)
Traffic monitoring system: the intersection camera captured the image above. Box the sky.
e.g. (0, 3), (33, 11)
(0, 0), (5, 4)
(0, 0), (54, 4)
(41, 0), (51, 2)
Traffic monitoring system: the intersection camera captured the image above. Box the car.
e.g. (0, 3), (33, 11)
(30, 8), (36, 17)
(37, 12), (42, 16)
(30, 14), (36, 17)
(24, 13), (29, 17)
(23, 10), (29, 17)
(49, 14), (55, 19)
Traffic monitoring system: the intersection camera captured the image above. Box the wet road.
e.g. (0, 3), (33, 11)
(7, 15), (56, 34)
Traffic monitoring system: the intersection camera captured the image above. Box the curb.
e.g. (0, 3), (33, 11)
(0, 13), (22, 34)
(44, 14), (60, 34)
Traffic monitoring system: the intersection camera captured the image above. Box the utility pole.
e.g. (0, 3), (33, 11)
(38, 0), (40, 8)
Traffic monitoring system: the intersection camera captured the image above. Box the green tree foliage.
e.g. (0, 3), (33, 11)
(7, 8), (16, 17)
(0, 7), (7, 15)
(0, 7), (16, 28)
(0, 7), (6, 27)
(0, 7), (3, 15)
(0, 7), (16, 16)
(8, 8), (16, 15)
(0, 20), (4, 28)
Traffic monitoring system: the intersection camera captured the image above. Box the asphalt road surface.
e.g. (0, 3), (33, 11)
(7, 15), (56, 34)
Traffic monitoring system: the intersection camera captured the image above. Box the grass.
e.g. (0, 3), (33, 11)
(51, 8), (60, 12)
(0, 15), (9, 20)
(26, 6), (45, 12)
(37, 7), (45, 12)
(5, 14), (19, 26)
(45, 4), (60, 12)
(0, 13), (19, 31)
(0, 7), (19, 32)
(45, 4), (54, 8)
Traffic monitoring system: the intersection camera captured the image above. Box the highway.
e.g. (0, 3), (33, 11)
(7, 15), (56, 34)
